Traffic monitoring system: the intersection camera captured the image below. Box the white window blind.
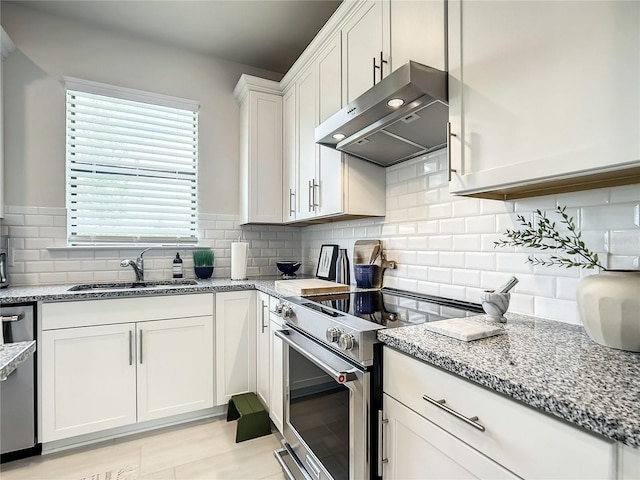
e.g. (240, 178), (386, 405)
(65, 78), (199, 245)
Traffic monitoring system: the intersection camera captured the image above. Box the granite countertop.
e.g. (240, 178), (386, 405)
(378, 313), (640, 448)
(0, 341), (36, 381)
(0, 277), (287, 304)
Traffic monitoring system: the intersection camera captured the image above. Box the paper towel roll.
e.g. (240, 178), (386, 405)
(231, 242), (248, 280)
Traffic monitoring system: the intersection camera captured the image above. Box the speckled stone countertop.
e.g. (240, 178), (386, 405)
(378, 313), (640, 448)
(0, 277), (286, 305)
(0, 341), (36, 381)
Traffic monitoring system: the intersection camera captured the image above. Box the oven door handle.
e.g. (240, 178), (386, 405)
(275, 329), (359, 384)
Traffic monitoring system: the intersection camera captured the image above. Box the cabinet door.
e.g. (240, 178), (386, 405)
(244, 91), (283, 224)
(316, 33), (344, 218)
(448, 0), (640, 198)
(256, 291), (270, 408)
(342, 0), (389, 103)
(283, 87), (297, 223)
(296, 66), (318, 221)
(41, 324), (137, 442)
(269, 313), (285, 434)
(215, 290), (257, 406)
(137, 316), (214, 422)
(390, 0), (445, 72)
(382, 394), (518, 480)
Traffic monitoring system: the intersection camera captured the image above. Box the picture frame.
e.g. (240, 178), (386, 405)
(316, 244), (339, 280)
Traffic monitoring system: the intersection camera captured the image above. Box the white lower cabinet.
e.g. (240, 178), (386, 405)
(256, 291), (270, 408)
(41, 323), (137, 441)
(268, 297), (284, 433)
(136, 317), (214, 422)
(214, 290), (256, 406)
(383, 347), (617, 480)
(41, 294), (214, 443)
(382, 393), (516, 480)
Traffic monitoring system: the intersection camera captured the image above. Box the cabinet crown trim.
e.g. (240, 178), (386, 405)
(234, 74), (282, 103)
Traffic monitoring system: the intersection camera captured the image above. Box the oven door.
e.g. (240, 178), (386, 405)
(275, 328), (370, 480)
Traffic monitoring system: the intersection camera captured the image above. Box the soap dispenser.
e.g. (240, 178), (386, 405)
(173, 252), (183, 278)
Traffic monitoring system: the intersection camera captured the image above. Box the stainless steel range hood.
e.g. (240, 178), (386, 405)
(315, 61), (448, 167)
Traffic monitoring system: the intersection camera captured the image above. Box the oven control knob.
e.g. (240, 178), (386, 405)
(338, 333), (356, 352)
(281, 305), (294, 319)
(274, 303), (284, 315)
(326, 327), (342, 343)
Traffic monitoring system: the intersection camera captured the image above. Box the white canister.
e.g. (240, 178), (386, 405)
(231, 242), (248, 280)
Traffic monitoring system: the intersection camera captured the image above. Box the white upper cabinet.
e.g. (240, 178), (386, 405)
(1, 28), (16, 219)
(341, 0), (446, 104)
(282, 86), (297, 223)
(342, 0), (389, 104)
(295, 65), (318, 221)
(448, 0), (640, 199)
(234, 76), (283, 224)
(284, 31), (386, 224)
(389, 0), (446, 72)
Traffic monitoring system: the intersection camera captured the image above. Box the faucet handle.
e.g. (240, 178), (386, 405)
(138, 247), (152, 259)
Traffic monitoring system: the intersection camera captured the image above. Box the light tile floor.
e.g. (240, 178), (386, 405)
(0, 417), (284, 480)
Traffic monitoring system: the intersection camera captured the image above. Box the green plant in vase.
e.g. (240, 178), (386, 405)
(193, 249), (214, 279)
(495, 205), (640, 352)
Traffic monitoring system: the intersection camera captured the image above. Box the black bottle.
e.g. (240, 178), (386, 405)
(173, 252), (183, 278)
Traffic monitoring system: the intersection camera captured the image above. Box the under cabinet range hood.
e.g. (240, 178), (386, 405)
(315, 61), (448, 167)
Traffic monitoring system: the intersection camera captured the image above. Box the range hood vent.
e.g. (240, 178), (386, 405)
(315, 61), (448, 167)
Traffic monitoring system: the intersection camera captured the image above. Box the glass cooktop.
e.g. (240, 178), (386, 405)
(301, 288), (484, 329)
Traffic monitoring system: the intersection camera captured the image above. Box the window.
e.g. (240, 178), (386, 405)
(65, 77), (199, 245)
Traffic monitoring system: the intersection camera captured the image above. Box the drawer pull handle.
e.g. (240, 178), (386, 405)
(423, 394), (485, 432)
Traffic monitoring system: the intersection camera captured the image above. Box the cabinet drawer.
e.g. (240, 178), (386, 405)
(43, 293), (214, 330)
(384, 347), (616, 480)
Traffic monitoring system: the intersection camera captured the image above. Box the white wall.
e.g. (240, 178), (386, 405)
(301, 150), (640, 325)
(1, 2), (281, 213)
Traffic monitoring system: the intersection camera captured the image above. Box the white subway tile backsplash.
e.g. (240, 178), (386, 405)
(452, 234), (481, 252)
(452, 269), (480, 287)
(4, 174), (639, 329)
(439, 217), (465, 234)
(535, 297), (580, 324)
(428, 267), (452, 283)
(417, 220), (439, 234)
(582, 203), (639, 230)
(428, 235), (453, 251)
(465, 215), (495, 234)
(610, 184), (640, 204)
(465, 252), (496, 271)
(428, 202), (452, 218)
(609, 230), (640, 255)
(416, 250), (439, 266)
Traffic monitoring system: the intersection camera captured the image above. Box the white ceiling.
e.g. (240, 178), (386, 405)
(6, 0), (342, 74)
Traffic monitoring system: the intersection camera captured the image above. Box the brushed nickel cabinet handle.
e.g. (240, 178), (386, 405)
(423, 394), (485, 432)
(139, 329), (143, 365)
(289, 189), (295, 215)
(377, 410), (389, 476)
(308, 180), (314, 212)
(312, 180), (319, 209)
(261, 300), (268, 334)
(447, 122), (459, 182)
(128, 330), (133, 366)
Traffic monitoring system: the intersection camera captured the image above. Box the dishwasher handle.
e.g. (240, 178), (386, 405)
(1, 313), (25, 322)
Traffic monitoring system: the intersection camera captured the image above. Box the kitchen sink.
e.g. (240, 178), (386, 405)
(68, 279), (198, 291)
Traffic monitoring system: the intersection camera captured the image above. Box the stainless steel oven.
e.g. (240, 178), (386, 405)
(276, 327), (370, 480)
(273, 288), (484, 480)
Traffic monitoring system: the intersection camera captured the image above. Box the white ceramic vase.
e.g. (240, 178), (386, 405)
(577, 270), (640, 352)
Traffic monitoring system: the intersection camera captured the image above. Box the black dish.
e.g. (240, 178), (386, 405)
(276, 261), (301, 278)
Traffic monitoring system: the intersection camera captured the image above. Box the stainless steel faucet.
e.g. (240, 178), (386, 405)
(120, 247), (151, 282)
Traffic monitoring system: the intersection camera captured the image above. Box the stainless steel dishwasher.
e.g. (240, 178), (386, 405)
(1, 302), (39, 462)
